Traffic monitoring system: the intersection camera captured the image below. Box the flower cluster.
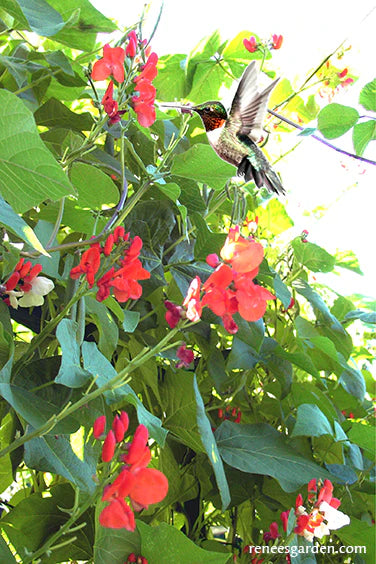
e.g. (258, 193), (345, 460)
(218, 406), (242, 424)
(242, 479), (349, 562)
(1, 258), (54, 309)
(132, 52), (158, 127)
(183, 227), (275, 334)
(93, 412), (168, 531)
(91, 34), (158, 128)
(70, 227), (150, 303)
(317, 61), (354, 101)
(126, 554), (148, 564)
(295, 479), (350, 542)
(243, 33), (283, 54)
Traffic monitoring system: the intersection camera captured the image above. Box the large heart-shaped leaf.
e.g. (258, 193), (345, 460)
(0, 90), (72, 213)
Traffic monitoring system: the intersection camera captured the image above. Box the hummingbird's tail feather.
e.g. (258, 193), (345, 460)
(237, 134), (285, 195)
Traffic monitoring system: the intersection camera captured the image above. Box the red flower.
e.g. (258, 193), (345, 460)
(100, 424), (168, 528)
(70, 246), (101, 288)
(165, 300), (184, 328)
(101, 81), (125, 124)
(102, 430), (116, 462)
(112, 415), (126, 443)
(176, 344), (194, 368)
(183, 276), (202, 322)
(126, 554), (148, 564)
(280, 510), (289, 532)
(234, 275), (275, 322)
(126, 30), (138, 58)
(123, 424), (151, 469)
(220, 227), (264, 273)
(243, 36), (258, 53)
(317, 479), (340, 509)
(132, 52), (158, 127)
(99, 497), (135, 530)
(109, 259), (150, 302)
(263, 521), (280, 543)
(202, 264), (238, 331)
(92, 44), (126, 83)
(93, 415), (106, 439)
(338, 68), (348, 78)
(272, 34), (283, 49)
(134, 52), (158, 83)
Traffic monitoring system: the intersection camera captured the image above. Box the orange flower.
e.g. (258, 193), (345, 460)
(235, 274), (275, 322)
(92, 44), (125, 83)
(220, 227), (264, 273)
(99, 423), (168, 529)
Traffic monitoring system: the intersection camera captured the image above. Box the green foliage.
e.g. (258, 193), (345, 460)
(0, 3), (374, 563)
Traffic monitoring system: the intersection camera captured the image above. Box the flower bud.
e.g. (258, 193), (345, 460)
(93, 415), (106, 439)
(102, 430), (116, 462)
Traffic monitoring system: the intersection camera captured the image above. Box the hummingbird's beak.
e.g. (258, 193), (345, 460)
(158, 102), (194, 115)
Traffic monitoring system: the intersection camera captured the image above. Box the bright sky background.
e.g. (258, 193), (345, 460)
(92, 0), (376, 300)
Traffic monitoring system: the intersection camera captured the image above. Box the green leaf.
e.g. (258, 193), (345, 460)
(0, 413), (14, 494)
(336, 517), (374, 564)
(359, 78), (376, 111)
(172, 144), (235, 190)
(137, 521), (230, 564)
(0, 90), (72, 213)
(94, 514), (141, 564)
(1, 484), (93, 561)
(85, 297), (119, 360)
(162, 371), (204, 452)
(192, 212), (226, 260)
(81, 342), (167, 445)
(335, 249), (363, 275)
(153, 54), (187, 101)
(34, 97), (93, 132)
(291, 403), (333, 438)
(353, 120), (376, 156)
(226, 337), (260, 370)
(0, 536), (16, 564)
(317, 103), (359, 139)
(24, 431), (96, 493)
(189, 60), (232, 102)
(292, 238), (335, 273)
(256, 198), (294, 236)
(69, 163), (119, 209)
(339, 366), (366, 400)
(0, 356), (79, 434)
(348, 422), (374, 457)
(156, 181), (181, 202)
(0, 321), (13, 369)
(215, 421), (333, 492)
(344, 309), (376, 324)
(15, 0), (67, 36)
(122, 310), (140, 333)
(193, 376), (231, 510)
(55, 319), (92, 388)
(273, 274), (292, 309)
(293, 279), (344, 333)
(46, 0), (116, 51)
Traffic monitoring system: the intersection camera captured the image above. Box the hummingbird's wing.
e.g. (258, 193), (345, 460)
(226, 61), (279, 141)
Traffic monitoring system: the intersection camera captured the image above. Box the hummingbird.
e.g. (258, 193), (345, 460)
(162, 61), (284, 195)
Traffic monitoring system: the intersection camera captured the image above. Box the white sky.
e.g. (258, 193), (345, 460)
(92, 0), (376, 299)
